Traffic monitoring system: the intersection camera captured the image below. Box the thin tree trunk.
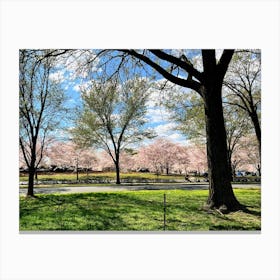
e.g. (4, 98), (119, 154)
(203, 86), (242, 212)
(114, 152), (121, 184)
(26, 150), (37, 197)
(250, 111), (261, 161)
(257, 164), (261, 176)
(76, 159), (79, 181)
(227, 150), (234, 181)
(115, 161), (121, 184)
(27, 167), (35, 197)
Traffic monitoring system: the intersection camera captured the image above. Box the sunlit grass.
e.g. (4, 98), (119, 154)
(20, 189), (261, 231)
(19, 171), (185, 182)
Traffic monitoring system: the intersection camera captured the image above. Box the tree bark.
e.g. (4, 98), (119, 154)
(115, 161), (121, 184)
(118, 49), (243, 212)
(115, 153), (121, 184)
(227, 150), (234, 181)
(27, 167), (35, 197)
(203, 85), (242, 212)
(26, 150), (37, 197)
(76, 159), (79, 181)
(257, 164), (261, 176)
(250, 110), (261, 160)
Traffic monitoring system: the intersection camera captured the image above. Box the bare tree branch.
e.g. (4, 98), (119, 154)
(118, 49), (202, 94)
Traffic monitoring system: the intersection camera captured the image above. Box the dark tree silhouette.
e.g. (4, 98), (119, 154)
(19, 50), (66, 197)
(116, 49), (243, 212)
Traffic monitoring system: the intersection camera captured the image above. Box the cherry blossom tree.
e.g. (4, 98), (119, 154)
(19, 139), (53, 171)
(172, 145), (190, 175)
(232, 135), (260, 176)
(135, 139), (186, 175)
(96, 151), (115, 172)
(186, 143), (207, 175)
(78, 148), (98, 177)
(119, 150), (137, 172)
(47, 141), (97, 180)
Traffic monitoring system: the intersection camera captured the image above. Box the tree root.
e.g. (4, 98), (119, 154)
(202, 202), (248, 214)
(25, 194), (38, 199)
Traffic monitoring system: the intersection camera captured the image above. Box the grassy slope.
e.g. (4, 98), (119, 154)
(19, 189), (261, 231)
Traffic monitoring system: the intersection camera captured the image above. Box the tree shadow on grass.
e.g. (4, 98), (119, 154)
(53, 193), (159, 230)
(20, 188), (70, 196)
(19, 192), (201, 231)
(209, 224), (261, 230)
(20, 192), (164, 231)
(241, 207), (261, 217)
(81, 193), (164, 230)
(20, 192), (261, 231)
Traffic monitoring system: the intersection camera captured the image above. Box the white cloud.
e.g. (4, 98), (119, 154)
(73, 81), (92, 93)
(167, 133), (186, 143)
(154, 122), (176, 135)
(73, 84), (81, 92)
(54, 50), (99, 80)
(170, 49), (185, 57)
(146, 90), (161, 107)
(215, 49), (223, 61)
(191, 54), (203, 72)
(49, 70), (65, 83)
(151, 122), (187, 144)
(146, 107), (171, 123)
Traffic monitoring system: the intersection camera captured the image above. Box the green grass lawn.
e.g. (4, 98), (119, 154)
(19, 171), (186, 182)
(20, 172), (261, 186)
(19, 189), (261, 231)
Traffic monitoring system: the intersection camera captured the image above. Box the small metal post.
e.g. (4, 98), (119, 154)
(163, 193), (166, 231)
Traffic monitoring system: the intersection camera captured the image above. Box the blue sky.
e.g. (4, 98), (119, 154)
(65, 81), (188, 145)
(47, 50), (219, 144)
(48, 50), (207, 145)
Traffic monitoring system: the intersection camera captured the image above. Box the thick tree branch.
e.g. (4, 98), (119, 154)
(148, 49), (203, 82)
(202, 50), (217, 75)
(217, 50), (235, 79)
(118, 49), (202, 94)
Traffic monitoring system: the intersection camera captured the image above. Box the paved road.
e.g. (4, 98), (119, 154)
(19, 183), (260, 195)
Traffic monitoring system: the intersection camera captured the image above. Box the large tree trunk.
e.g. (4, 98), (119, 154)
(121, 49), (243, 212)
(203, 85), (242, 212)
(200, 50), (243, 213)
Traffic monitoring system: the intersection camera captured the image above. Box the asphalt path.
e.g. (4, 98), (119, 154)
(19, 183), (260, 195)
